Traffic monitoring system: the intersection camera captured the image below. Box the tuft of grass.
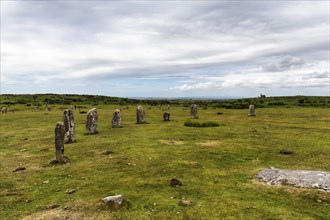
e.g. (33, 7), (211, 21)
(184, 120), (220, 127)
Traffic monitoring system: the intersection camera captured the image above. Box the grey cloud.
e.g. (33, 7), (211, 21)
(302, 72), (329, 80)
(262, 56), (307, 72)
(1, 1), (329, 96)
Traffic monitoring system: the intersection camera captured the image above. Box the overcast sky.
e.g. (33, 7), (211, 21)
(1, 1), (329, 98)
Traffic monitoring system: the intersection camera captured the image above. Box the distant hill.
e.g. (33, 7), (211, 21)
(0, 94), (329, 108)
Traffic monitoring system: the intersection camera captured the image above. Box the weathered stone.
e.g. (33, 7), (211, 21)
(190, 104), (198, 118)
(1, 107), (7, 114)
(248, 104), (256, 116)
(179, 200), (194, 206)
(46, 106), (52, 111)
(167, 104), (170, 110)
(63, 109), (75, 143)
(86, 108), (98, 134)
(170, 178), (182, 187)
(147, 105), (151, 109)
(280, 149), (293, 155)
(13, 167), (26, 172)
(163, 112), (170, 121)
(55, 122), (65, 163)
(257, 167), (330, 191)
(65, 189), (76, 194)
(101, 195), (124, 205)
(101, 150), (113, 155)
(47, 204), (60, 209)
(112, 109), (123, 128)
(59, 105), (64, 111)
(136, 105), (146, 124)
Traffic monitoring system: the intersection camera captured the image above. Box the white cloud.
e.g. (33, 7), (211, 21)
(1, 1), (329, 96)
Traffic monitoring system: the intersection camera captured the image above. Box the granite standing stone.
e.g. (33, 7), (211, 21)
(63, 109), (75, 143)
(112, 109), (123, 128)
(248, 104), (256, 116)
(55, 122), (65, 163)
(86, 108), (98, 134)
(1, 107), (7, 114)
(136, 105), (146, 124)
(190, 104), (198, 118)
(163, 112), (170, 121)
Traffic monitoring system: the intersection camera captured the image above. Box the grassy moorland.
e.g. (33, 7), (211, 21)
(0, 95), (329, 219)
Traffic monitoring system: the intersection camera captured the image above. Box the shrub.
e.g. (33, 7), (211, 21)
(184, 120), (219, 127)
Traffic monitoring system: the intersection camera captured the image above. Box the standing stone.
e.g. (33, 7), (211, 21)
(147, 105), (151, 110)
(163, 112), (170, 121)
(158, 105), (161, 110)
(46, 106), (52, 111)
(1, 107), (7, 115)
(136, 105), (146, 124)
(248, 105), (256, 116)
(167, 104), (170, 110)
(55, 122), (65, 163)
(112, 109), (123, 128)
(63, 109), (75, 143)
(86, 108), (98, 134)
(190, 104), (198, 119)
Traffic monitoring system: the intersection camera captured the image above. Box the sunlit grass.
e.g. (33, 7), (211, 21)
(0, 104), (329, 219)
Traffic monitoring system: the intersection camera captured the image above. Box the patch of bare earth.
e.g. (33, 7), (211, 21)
(160, 139), (184, 145)
(22, 209), (114, 220)
(198, 141), (221, 148)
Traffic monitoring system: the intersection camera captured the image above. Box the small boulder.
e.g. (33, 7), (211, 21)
(13, 167), (26, 172)
(280, 149), (293, 155)
(179, 200), (194, 206)
(170, 178), (182, 187)
(101, 195), (124, 205)
(101, 150), (113, 155)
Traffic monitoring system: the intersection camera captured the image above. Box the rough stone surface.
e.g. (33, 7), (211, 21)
(13, 167), (26, 172)
(112, 109), (123, 128)
(248, 104), (256, 116)
(280, 149), (293, 155)
(179, 200), (194, 206)
(1, 107), (7, 114)
(163, 112), (170, 121)
(190, 104), (198, 118)
(170, 178), (182, 187)
(63, 109), (75, 143)
(257, 167), (330, 191)
(101, 195), (124, 205)
(46, 106), (52, 111)
(136, 105), (146, 124)
(86, 108), (98, 134)
(55, 122), (65, 163)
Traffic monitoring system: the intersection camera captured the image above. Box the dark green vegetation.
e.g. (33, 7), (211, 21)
(184, 121), (220, 127)
(1, 94), (329, 108)
(0, 94), (329, 219)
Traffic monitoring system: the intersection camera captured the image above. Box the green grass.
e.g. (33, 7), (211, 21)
(184, 120), (220, 127)
(0, 104), (329, 219)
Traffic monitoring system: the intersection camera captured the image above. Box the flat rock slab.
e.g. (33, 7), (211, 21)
(257, 167), (330, 191)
